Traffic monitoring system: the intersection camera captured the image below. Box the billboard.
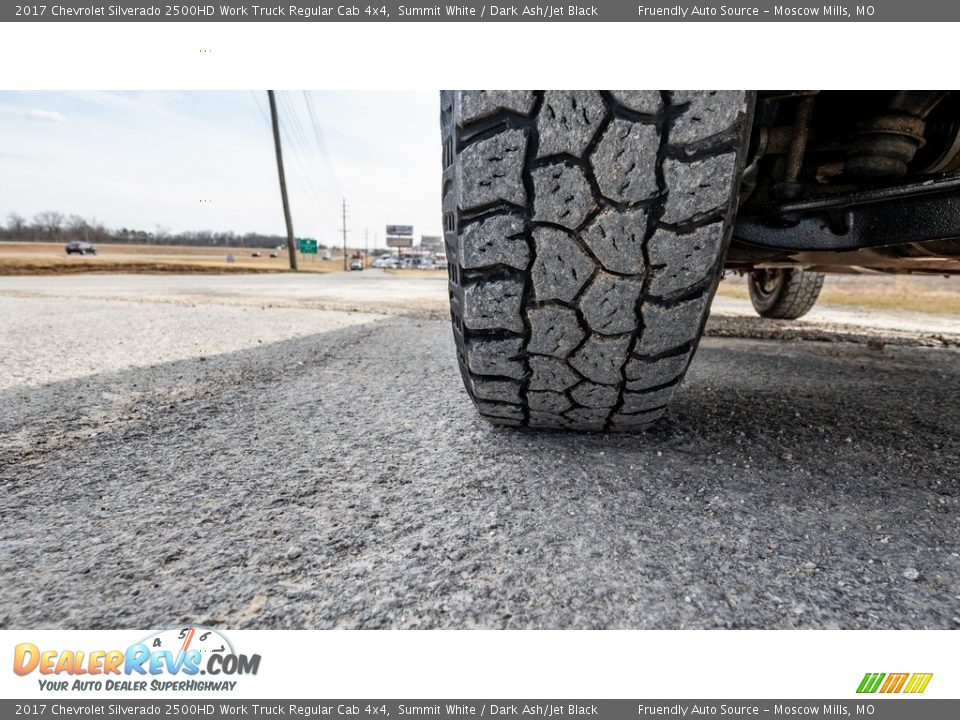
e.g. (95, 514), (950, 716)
(386, 236), (414, 248)
(385, 225), (413, 236)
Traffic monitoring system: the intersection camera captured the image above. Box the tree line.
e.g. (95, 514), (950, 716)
(1, 211), (327, 249)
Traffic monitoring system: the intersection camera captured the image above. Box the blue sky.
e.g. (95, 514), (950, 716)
(0, 91), (442, 247)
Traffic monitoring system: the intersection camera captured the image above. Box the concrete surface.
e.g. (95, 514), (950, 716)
(1, 274), (958, 629)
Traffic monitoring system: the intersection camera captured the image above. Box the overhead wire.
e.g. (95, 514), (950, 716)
(277, 92), (341, 224)
(274, 92), (341, 232)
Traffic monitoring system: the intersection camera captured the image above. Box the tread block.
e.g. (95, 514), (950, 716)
(569, 334), (631, 384)
(578, 271), (644, 335)
(582, 206), (648, 275)
(636, 295), (710, 356)
(460, 214), (530, 270)
(532, 163), (597, 229)
(471, 378), (522, 404)
(531, 226), (594, 302)
(610, 408), (665, 429)
(609, 90), (662, 115)
(527, 390), (573, 414)
(537, 91), (605, 158)
(466, 337), (525, 379)
(591, 119), (659, 203)
(458, 91), (537, 125)
(671, 91), (746, 147)
(661, 153), (737, 225)
(529, 355), (580, 392)
(647, 223), (724, 297)
(570, 381), (620, 409)
(624, 353), (689, 386)
(463, 278), (525, 333)
(528, 411), (568, 429)
(474, 401), (525, 421)
(563, 407), (609, 430)
(457, 130), (528, 210)
(528, 304), (585, 358)
(620, 386), (677, 414)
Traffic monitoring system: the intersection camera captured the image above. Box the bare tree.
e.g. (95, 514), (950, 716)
(155, 224), (170, 246)
(6, 212), (26, 238)
(67, 214), (89, 241)
(34, 211), (65, 236)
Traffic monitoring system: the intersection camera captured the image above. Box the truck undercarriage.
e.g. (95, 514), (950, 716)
(730, 91), (960, 275)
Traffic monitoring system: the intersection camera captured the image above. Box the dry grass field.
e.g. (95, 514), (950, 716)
(716, 272), (960, 316)
(0, 241), (349, 275)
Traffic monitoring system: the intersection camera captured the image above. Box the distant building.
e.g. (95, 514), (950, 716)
(420, 235), (442, 252)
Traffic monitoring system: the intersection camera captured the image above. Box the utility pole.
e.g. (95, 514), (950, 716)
(268, 90), (297, 271)
(341, 198), (349, 271)
(364, 227), (369, 268)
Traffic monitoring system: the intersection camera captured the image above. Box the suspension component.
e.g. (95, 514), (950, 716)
(845, 91), (947, 179)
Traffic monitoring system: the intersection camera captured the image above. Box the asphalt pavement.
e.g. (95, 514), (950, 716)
(1, 273), (958, 629)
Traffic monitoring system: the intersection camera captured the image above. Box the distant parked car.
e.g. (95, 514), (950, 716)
(372, 255), (397, 269)
(65, 241), (96, 255)
(349, 259), (364, 271)
(251, 251), (261, 258)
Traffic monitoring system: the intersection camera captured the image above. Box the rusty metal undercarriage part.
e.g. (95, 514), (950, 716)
(731, 174), (960, 274)
(732, 91), (960, 274)
(845, 91), (947, 179)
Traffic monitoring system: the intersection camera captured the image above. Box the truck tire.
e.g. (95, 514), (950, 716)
(441, 90), (754, 431)
(747, 268), (824, 320)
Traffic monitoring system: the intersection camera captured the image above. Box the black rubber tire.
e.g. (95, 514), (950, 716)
(441, 91), (754, 432)
(747, 268), (824, 320)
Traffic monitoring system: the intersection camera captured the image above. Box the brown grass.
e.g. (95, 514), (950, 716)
(716, 275), (960, 316)
(0, 241), (347, 275)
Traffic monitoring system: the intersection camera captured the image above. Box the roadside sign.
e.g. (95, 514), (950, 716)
(298, 239), (317, 254)
(386, 225), (413, 236)
(386, 236), (413, 248)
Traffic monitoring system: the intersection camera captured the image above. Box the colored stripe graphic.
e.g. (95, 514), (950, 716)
(904, 673), (934, 694)
(880, 673), (909, 693)
(857, 672), (932, 694)
(857, 673), (885, 693)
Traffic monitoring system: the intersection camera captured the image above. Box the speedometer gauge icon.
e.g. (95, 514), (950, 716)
(141, 627), (234, 659)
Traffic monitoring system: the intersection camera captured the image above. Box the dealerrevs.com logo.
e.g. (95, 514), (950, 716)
(856, 673), (933, 694)
(13, 627), (260, 692)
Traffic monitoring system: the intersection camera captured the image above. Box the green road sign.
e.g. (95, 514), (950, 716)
(298, 239), (317, 254)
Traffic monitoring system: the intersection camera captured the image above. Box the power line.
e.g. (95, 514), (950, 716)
(250, 90), (271, 128)
(275, 95), (340, 231)
(281, 91), (343, 222)
(276, 92), (340, 226)
(302, 91), (344, 200)
(253, 90), (334, 242)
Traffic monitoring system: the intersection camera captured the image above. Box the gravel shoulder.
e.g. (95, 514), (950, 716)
(1, 287), (958, 629)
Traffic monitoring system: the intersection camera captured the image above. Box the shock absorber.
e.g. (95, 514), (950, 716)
(846, 91), (947, 178)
